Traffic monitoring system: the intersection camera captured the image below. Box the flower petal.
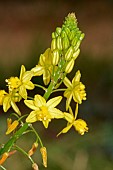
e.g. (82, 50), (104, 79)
(24, 100), (38, 110)
(49, 108), (64, 119)
(46, 96), (62, 108)
(3, 95), (11, 112)
(26, 111), (38, 123)
(20, 65), (26, 80)
(34, 95), (46, 107)
(19, 85), (27, 99)
(57, 124), (72, 136)
(22, 71), (33, 82)
(24, 81), (34, 90)
(32, 65), (44, 76)
(64, 112), (74, 123)
(11, 100), (21, 116)
(43, 70), (50, 85)
(63, 77), (72, 88)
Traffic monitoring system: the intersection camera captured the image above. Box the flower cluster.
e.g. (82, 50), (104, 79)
(0, 13), (88, 170)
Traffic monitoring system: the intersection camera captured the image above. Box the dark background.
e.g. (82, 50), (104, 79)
(0, 0), (113, 170)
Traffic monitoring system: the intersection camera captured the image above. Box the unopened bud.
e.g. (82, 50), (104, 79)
(52, 49), (60, 65)
(65, 46), (74, 61)
(56, 27), (62, 35)
(57, 36), (62, 50)
(51, 38), (57, 51)
(65, 59), (74, 73)
(62, 37), (70, 50)
(73, 48), (80, 60)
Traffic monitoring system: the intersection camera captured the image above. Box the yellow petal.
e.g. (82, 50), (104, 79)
(19, 85), (27, 99)
(43, 70), (50, 85)
(26, 111), (37, 123)
(3, 95), (11, 112)
(57, 124), (72, 136)
(63, 77), (72, 88)
(11, 100), (21, 116)
(24, 100), (37, 110)
(24, 81), (34, 90)
(22, 71), (33, 82)
(65, 94), (73, 111)
(32, 65), (44, 76)
(20, 65), (26, 80)
(48, 108), (64, 119)
(34, 95), (46, 107)
(46, 96), (62, 108)
(64, 112), (74, 123)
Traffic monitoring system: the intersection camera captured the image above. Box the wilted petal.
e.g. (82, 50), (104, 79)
(46, 96), (62, 108)
(6, 120), (19, 135)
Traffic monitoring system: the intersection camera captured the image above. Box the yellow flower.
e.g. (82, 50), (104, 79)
(74, 119), (88, 135)
(0, 90), (7, 105)
(63, 70), (86, 110)
(24, 94), (63, 128)
(19, 65), (34, 99)
(31, 48), (53, 85)
(3, 91), (22, 115)
(5, 77), (21, 91)
(58, 105), (88, 136)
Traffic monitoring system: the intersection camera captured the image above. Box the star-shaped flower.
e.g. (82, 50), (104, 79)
(63, 70), (86, 110)
(31, 48), (53, 85)
(58, 105), (88, 136)
(24, 94), (64, 128)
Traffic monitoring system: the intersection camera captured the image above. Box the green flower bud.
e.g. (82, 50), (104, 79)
(73, 48), (80, 60)
(74, 41), (81, 51)
(69, 30), (76, 40)
(51, 38), (57, 51)
(57, 36), (62, 50)
(63, 27), (70, 36)
(52, 49), (60, 65)
(65, 58), (74, 73)
(61, 30), (67, 38)
(65, 46), (74, 61)
(52, 32), (56, 39)
(80, 33), (85, 41)
(62, 37), (70, 50)
(71, 36), (77, 46)
(56, 27), (62, 35)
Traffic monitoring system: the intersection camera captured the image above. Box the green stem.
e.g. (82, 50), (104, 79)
(30, 125), (43, 147)
(0, 123), (29, 155)
(52, 88), (66, 93)
(0, 165), (7, 170)
(34, 84), (46, 91)
(14, 145), (34, 164)
(43, 59), (65, 100)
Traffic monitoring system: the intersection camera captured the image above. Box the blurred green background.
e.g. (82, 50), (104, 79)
(0, 0), (113, 169)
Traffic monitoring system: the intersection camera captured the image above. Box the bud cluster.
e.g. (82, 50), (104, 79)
(51, 13), (85, 73)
